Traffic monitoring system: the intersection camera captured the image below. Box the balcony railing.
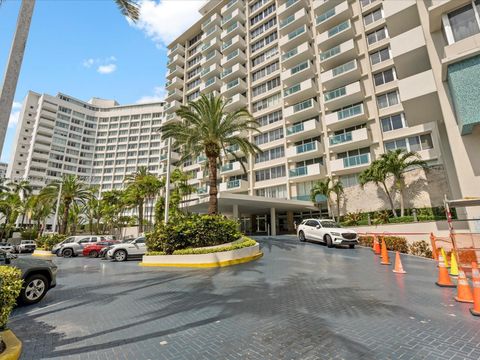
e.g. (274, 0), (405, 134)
(331, 59), (356, 77)
(343, 153), (369, 167)
(227, 78), (239, 89)
(291, 60), (309, 75)
(221, 163), (234, 172)
(280, 14), (295, 29)
(289, 166), (308, 177)
(324, 86), (346, 101)
(329, 131), (352, 145)
(285, 0), (298, 9)
(282, 47), (298, 61)
(226, 49), (239, 60)
(205, 77), (217, 87)
(293, 99), (312, 112)
(327, 20), (350, 38)
(296, 141), (316, 154)
(288, 25), (306, 40)
(284, 83), (301, 97)
(227, 179), (240, 188)
(226, 22), (239, 34)
(286, 122), (304, 135)
(221, 68), (233, 78)
(316, 7), (335, 24)
(337, 103), (363, 120)
(320, 44), (340, 61)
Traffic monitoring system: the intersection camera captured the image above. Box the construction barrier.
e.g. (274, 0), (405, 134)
(430, 232), (480, 273)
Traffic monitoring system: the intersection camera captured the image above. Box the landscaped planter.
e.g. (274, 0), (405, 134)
(140, 242), (262, 268)
(0, 330), (22, 360)
(32, 250), (54, 257)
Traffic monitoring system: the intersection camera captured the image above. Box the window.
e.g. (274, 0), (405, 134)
(251, 46), (278, 67)
(364, 7), (383, 25)
(381, 113), (406, 132)
(250, 4), (275, 26)
(255, 185), (287, 199)
(377, 90), (399, 109)
(252, 77), (281, 97)
(257, 110), (282, 127)
(444, 2), (480, 44)
(254, 128), (284, 145)
(252, 93), (281, 112)
(370, 47), (390, 65)
(255, 146), (285, 163)
(250, 17), (277, 39)
(252, 61), (279, 82)
(360, 0), (377, 7)
(367, 27), (388, 45)
(339, 173), (359, 188)
(384, 133), (433, 152)
(255, 165), (286, 182)
(374, 68), (395, 86)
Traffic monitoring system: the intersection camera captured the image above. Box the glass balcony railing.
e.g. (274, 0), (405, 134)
(285, 0), (298, 9)
(205, 50), (218, 61)
(284, 83), (301, 97)
(221, 163), (234, 172)
(226, 0), (238, 10)
(205, 77), (217, 87)
(226, 144), (240, 152)
(337, 103), (363, 120)
(222, 39), (233, 50)
(292, 194), (311, 201)
(324, 86), (346, 101)
(221, 68), (233, 78)
(331, 60), (356, 77)
(296, 141), (316, 154)
(226, 22), (239, 34)
(293, 99), (313, 113)
(227, 179), (240, 189)
(290, 60), (309, 75)
(226, 49), (239, 61)
(282, 47), (298, 61)
(280, 14), (295, 29)
(287, 122), (304, 135)
(329, 131), (352, 145)
(288, 25), (306, 40)
(222, 14), (232, 25)
(227, 78), (239, 89)
(320, 44), (340, 61)
(205, 26), (219, 37)
(327, 20), (350, 38)
(316, 7), (335, 24)
(343, 153), (369, 168)
(197, 186), (208, 194)
(289, 166), (307, 177)
(201, 67), (211, 76)
(197, 155), (207, 163)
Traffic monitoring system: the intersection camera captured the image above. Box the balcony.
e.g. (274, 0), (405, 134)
(319, 39), (356, 70)
(317, 20), (353, 50)
(321, 59), (361, 89)
(279, 8), (308, 35)
(200, 76), (222, 93)
(281, 59), (315, 85)
(167, 43), (185, 57)
(196, 185), (209, 195)
(286, 140), (323, 161)
(325, 103), (367, 130)
(390, 26), (429, 79)
(281, 42), (314, 68)
(222, 8), (245, 27)
(330, 153), (371, 174)
(278, 0), (306, 16)
(166, 65), (183, 79)
(221, 49), (246, 68)
(221, 21), (246, 41)
(221, 78), (247, 97)
(201, 13), (221, 30)
(221, 63), (247, 82)
(219, 179), (249, 193)
(168, 54), (185, 67)
(313, 0), (344, 13)
(283, 79), (317, 106)
(221, 34), (246, 53)
(165, 88), (183, 102)
(220, 161), (243, 175)
(328, 127), (370, 152)
(279, 25), (310, 48)
(323, 81), (363, 110)
(316, 1), (350, 32)
(201, 37), (221, 54)
(284, 98), (320, 123)
(165, 76), (183, 90)
(221, 0), (243, 14)
(286, 118), (322, 142)
(164, 113), (180, 124)
(200, 63), (222, 80)
(384, 0), (419, 38)
(224, 93), (247, 111)
(160, 150), (181, 162)
(289, 163), (325, 182)
(202, 25), (222, 43)
(164, 100), (182, 114)
(201, 49), (222, 68)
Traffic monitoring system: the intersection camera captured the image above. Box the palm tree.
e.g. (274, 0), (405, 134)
(0, 0), (139, 151)
(8, 179), (32, 226)
(311, 178), (333, 220)
(331, 180), (344, 222)
(101, 190), (125, 236)
(161, 94), (261, 214)
(85, 187), (102, 234)
(380, 149), (427, 217)
(359, 160), (398, 217)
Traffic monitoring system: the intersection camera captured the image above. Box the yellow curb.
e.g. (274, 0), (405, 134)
(32, 251), (54, 257)
(32, 253), (54, 257)
(0, 330), (22, 360)
(139, 252), (263, 268)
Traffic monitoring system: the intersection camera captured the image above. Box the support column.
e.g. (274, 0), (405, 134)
(270, 207), (276, 237)
(287, 211), (294, 233)
(232, 204), (239, 231)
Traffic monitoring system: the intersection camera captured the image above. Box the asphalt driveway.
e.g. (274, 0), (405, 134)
(9, 237), (480, 360)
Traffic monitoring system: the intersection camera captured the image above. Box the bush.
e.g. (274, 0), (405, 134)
(146, 214), (242, 255)
(409, 240), (433, 258)
(21, 228), (38, 240)
(36, 234), (68, 251)
(0, 266), (23, 330)
(343, 212), (363, 226)
(358, 235), (408, 253)
(388, 216), (414, 224)
(147, 237), (256, 256)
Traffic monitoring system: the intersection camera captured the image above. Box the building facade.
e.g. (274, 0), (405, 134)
(164, 0), (480, 233)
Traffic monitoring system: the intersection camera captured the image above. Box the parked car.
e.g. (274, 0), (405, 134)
(14, 240), (36, 254)
(0, 249), (57, 305)
(297, 219), (358, 248)
(0, 242), (15, 253)
(106, 236), (146, 262)
(52, 235), (116, 257)
(82, 241), (119, 258)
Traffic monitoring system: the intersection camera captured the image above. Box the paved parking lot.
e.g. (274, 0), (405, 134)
(9, 236), (480, 360)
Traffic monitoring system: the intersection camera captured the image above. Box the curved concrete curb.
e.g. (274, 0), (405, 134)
(140, 243), (263, 268)
(0, 330), (22, 360)
(32, 250), (54, 257)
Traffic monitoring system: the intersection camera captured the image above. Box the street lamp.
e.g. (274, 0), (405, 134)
(164, 137), (172, 224)
(52, 180), (62, 233)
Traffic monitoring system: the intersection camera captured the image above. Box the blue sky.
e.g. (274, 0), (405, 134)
(0, 0), (204, 163)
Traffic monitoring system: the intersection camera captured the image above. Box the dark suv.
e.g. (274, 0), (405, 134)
(0, 250), (57, 305)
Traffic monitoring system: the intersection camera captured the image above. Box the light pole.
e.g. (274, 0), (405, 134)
(52, 180), (62, 233)
(164, 137), (172, 224)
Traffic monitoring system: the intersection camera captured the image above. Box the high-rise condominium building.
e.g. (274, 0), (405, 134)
(8, 91), (166, 196)
(164, 0), (480, 234)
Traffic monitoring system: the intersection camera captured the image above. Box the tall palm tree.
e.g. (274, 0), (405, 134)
(8, 179), (32, 226)
(359, 160), (398, 217)
(0, 0), (139, 151)
(162, 94), (261, 214)
(311, 178), (334, 220)
(331, 179), (344, 222)
(380, 149), (427, 217)
(101, 190), (125, 236)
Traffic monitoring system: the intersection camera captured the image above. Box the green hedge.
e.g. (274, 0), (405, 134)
(358, 235), (409, 253)
(36, 234), (67, 251)
(146, 214), (242, 255)
(21, 228), (38, 240)
(0, 266), (23, 331)
(147, 237), (257, 256)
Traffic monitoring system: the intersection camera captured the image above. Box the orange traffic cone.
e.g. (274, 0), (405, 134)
(454, 269), (473, 303)
(373, 236), (381, 255)
(435, 254), (456, 287)
(392, 251), (406, 274)
(470, 262), (480, 316)
(380, 237), (391, 265)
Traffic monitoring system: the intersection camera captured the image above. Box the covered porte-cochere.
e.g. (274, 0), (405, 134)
(186, 193), (322, 236)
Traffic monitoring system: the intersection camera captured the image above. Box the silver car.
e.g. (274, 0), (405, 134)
(52, 235), (115, 258)
(0, 242), (14, 253)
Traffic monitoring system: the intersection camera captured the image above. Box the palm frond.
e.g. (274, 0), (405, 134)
(114, 0), (140, 22)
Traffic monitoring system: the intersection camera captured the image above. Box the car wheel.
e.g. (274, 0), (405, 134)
(325, 234), (333, 248)
(299, 231), (306, 242)
(349, 244), (355, 249)
(113, 250), (127, 262)
(62, 248), (73, 258)
(19, 274), (49, 305)
(89, 250), (99, 258)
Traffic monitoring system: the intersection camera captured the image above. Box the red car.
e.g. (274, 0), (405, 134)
(82, 241), (119, 258)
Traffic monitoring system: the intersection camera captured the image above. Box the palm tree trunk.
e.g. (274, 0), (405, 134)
(0, 0), (36, 151)
(207, 156), (218, 214)
(381, 181), (397, 217)
(337, 197), (341, 222)
(138, 199), (144, 233)
(327, 200), (335, 222)
(61, 201), (71, 235)
(399, 178), (405, 217)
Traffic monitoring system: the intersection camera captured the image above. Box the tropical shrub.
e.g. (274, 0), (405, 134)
(36, 234), (67, 251)
(147, 214), (242, 255)
(343, 212), (363, 226)
(358, 235), (408, 253)
(373, 210), (390, 225)
(21, 228), (38, 240)
(0, 266), (23, 330)
(409, 240), (433, 258)
(147, 237), (256, 256)
(388, 216), (414, 224)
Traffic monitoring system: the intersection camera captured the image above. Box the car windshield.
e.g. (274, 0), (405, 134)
(320, 221), (341, 228)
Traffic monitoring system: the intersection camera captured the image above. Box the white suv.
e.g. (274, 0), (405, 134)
(297, 219), (358, 248)
(106, 236), (146, 262)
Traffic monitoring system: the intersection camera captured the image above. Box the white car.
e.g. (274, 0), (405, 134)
(297, 219), (358, 248)
(0, 243), (14, 253)
(106, 236), (146, 262)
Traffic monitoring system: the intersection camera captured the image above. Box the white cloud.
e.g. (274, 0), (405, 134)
(136, 86), (166, 104)
(8, 101), (22, 129)
(97, 63), (117, 74)
(82, 58), (94, 68)
(131, 0), (206, 48)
